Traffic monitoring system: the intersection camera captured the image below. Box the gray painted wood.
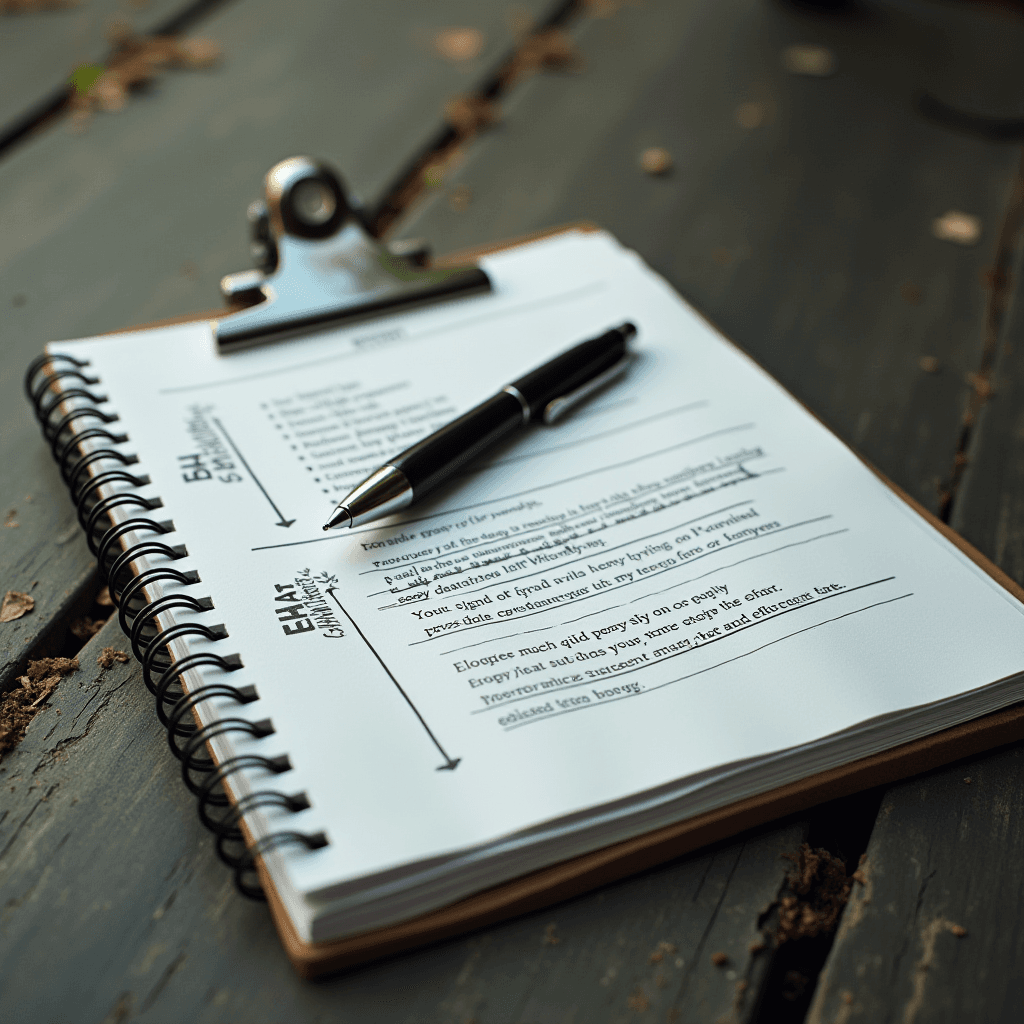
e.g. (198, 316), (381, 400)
(806, 745), (1024, 1023)
(0, 0), (561, 693)
(808, 157), (1024, 1024)
(0, 614), (805, 1022)
(0, 0), (191, 137)
(403, 0), (1024, 516)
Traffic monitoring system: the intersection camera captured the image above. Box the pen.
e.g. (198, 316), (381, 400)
(322, 321), (637, 531)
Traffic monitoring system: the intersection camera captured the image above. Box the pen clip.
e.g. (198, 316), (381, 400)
(542, 354), (633, 425)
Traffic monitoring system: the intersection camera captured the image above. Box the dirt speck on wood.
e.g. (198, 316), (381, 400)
(639, 147), (672, 175)
(434, 27), (484, 62)
(782, 43), (835, 77)
(97, 647), (130, 670)
(932, 210), (981, 246)
(711, 951), (729, 966)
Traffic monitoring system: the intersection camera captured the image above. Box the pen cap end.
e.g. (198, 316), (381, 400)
(618, 322), (637, 343)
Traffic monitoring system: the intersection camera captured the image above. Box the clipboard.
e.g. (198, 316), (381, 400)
(59, 157), (1024, 977)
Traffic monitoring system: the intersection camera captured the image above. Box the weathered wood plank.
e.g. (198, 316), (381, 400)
(0, 616), (805, 1022)
(0, 0), (562, 692)
(404, 0), (1024, 515)
(0, 0), (191, 138)
(808, 153), (1024, 1023)
(806, 745), (1024, 1023)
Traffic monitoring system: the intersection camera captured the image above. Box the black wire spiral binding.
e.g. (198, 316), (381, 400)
(25, 354), (329, 899)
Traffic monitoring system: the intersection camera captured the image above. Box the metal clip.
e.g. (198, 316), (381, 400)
(543, 354), (633, 424)
(216, 157), (491, 351)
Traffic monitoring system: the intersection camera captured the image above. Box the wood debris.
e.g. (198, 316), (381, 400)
(97, 647), (131, 669)
(448, 183), (472, 212)
(1, 590), (35, 622)
(776, 843), (852, 943)
(901, 282), (923, 305)
(711, 951), (729, 966)
(639, 147), (672, 175)
(69, 25), (221, 128)
(966, 371), (994, 399)
(70, 616), (107, 641)
(434, 27), (484, 62)
(512, 27), (578, 76)
(649, 940), (676, 964)
(932, 210), (981, 246)
(444, 94), (499, 137)
(0, 657), (79, 758)
(783, 44), (836, 77)
(735, 101), (766, 129)
(627, 988), (650, 1011)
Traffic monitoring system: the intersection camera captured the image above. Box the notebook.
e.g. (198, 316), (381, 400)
(28, 228), (1024, 976)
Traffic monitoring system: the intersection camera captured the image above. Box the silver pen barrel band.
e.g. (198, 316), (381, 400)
(502, 385), (531, 424)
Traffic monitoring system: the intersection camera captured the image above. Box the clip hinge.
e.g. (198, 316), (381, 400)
(215, 157), (491, 351)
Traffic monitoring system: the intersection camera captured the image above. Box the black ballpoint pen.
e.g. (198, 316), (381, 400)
(322, 322), (637, 531)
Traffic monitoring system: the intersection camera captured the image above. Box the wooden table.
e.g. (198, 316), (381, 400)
(2, 1), (1023, 1019)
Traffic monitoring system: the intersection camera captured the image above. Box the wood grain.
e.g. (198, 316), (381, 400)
(809, 146), (1024, 1024)
(806, 746), (1024, 1023)
(0, 0), (190, 139)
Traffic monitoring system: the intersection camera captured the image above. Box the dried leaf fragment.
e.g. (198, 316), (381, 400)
(434, 27), (484, 62)
(783, 44), (836, 77)
(932, 211), (981, 246)
(639, 147), (672, 175)
(1, 591), (34, 622)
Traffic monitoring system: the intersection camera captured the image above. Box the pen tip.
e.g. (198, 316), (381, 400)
(323, 508), (352, 531)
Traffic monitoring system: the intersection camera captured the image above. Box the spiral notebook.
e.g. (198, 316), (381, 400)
(27, 228), (1024, 976)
